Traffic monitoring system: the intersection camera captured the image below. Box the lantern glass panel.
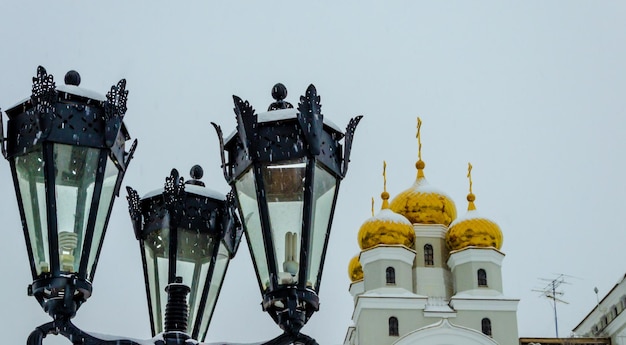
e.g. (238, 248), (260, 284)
(235, 168), (268, 290)
(87, 155), (121, 280)
(54, 144), (100, 273)
(144, 227), (170, 335)
(177, 227), (216, 336)
(264, 159), (306, 285)
(306, 163), (337, 290)
(197, 242), (230, 341)
(14, 146), (49, 276)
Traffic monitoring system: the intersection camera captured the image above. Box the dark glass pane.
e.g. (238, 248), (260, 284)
(386, 267), (395, 285)
(482, 318), (492, 336)
(307, 163), (336, 290)
(424, 244), (434, 266)
(235, 168), (269, 290)
(478, 269), (487, 287)
(389, 317), (399, 336)
(14, 147), (48, 276)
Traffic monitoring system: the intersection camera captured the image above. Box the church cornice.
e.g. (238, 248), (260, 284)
(391, 319), (499, 345)
(413, 223), (448, 238)
(353, 293), (428, 321)
(360, 244), (416, 266)
(450, 297), (519, 311)
(349, 280), (364, 297)
(447, 246), (505, 269)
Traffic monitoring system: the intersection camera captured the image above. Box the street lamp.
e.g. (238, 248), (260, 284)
(1, 67), (136, 341)
(212, 83), (362, 343)
(2, 68), (362, 345)
(126, 166), (243, 342)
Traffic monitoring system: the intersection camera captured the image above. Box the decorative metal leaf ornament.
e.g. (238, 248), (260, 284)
(30, 66), (57, 138)
(342, 115), (363, 177)
(104, 79), (129, 147)
(104, 79), (128, 119)
(126, 186), (142, 240)
(297, 84), (323, 156)
(233, 95), (258, 158)
(211, 122), (229, 181)
(164, 168), (185, 211)
(31, 66), (57, 109)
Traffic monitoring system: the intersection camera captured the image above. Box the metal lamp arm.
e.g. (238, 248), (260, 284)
(260, 332), (319, 345)
(27, 320), (145, 345)
(207, 332), (318, 345)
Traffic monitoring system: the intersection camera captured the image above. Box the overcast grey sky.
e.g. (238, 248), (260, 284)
(2, 1), (626, 344)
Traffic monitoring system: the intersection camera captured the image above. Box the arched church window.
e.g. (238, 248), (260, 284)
(424, 244), (434, 266)
(389, 317), (399, 336)
(481, 318), (492, 336)
(478, 269), (488, 287)
(386, 267), (395, 285)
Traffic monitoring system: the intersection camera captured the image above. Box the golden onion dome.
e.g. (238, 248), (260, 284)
(358, 162), (415, 250)
(445, 163), (503, 251)
(389, 118), (457, 226)
(348, 255), (363, 282)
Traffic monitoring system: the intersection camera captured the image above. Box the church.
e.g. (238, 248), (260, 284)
(343, 119), (519, 345)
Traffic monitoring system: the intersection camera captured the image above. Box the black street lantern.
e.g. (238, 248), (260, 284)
(212, 84), (362, 339)
(126, 166), (243, 342)
(1, 66), (136, 321)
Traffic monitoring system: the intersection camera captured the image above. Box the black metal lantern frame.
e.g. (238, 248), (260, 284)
(1, 66), (137, 322)
(212, 84), (361, 338)
(126, 167), (244, 342)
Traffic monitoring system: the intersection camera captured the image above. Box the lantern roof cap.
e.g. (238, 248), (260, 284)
(56, 84), (106, 101)
(6, 70), (107, 112)
(259, 108), (342, 132)
(225, 108), (342, 143)
(142, 184), (226, 201)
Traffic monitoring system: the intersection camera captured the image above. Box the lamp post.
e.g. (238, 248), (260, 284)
(1, 66), (137, 343)
(126, 166), (243, 343)
(212, 83), (362, 344)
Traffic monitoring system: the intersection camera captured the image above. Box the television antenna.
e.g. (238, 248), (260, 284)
(532, 274), (572, 337)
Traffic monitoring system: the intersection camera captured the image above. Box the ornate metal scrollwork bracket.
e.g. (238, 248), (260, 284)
(126, 186), (142, 240)
(341, 115), (363, 177)
(211, 122), (230, 182)
(233, 95), (258, 159)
